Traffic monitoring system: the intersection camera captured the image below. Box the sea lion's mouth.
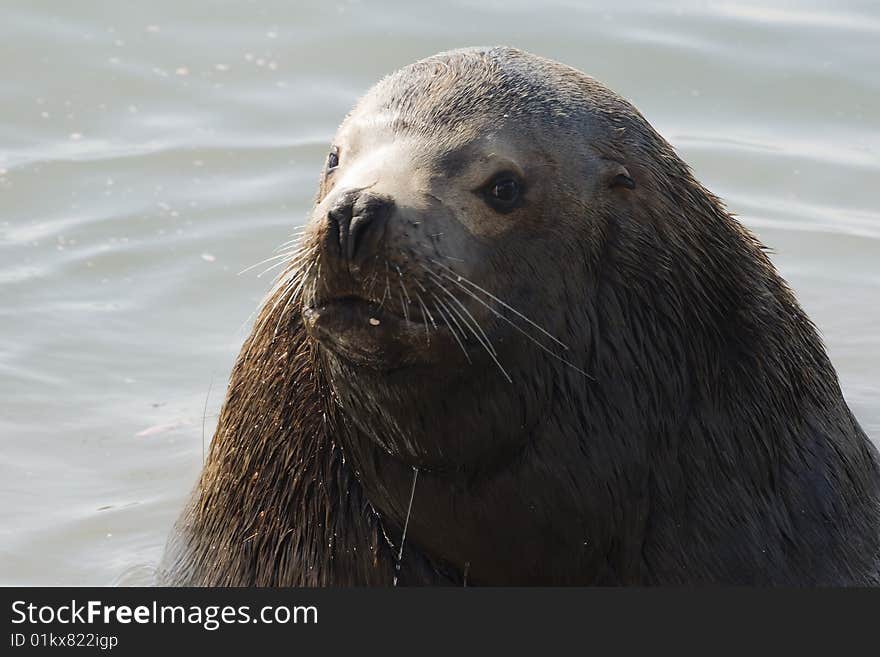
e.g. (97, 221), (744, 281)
(302, 296), (450, 369)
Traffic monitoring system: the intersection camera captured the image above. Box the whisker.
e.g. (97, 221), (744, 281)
(253, 256), (313, 340)
(433, 294), (470, 347)
(275, 227), (308, 245)
(430, 259), (569, 350)
(256, 257), (295, 279)
(365, 269), (380, 300)
(274, 234), (306, 253)
(431, 295), (471, 363)
(273, 262), (314, 336)
(238, 251), (298, 276)
(420, 295), (437, 330)
(434, 253), (466, 263)
(425, 270), (496, 357)
(435, 266), (593, 380)
(398, 289), (409, 322)
(240, 267), (303, 363)
(395, 265), (412, 304)
(426, 271), (510, 383)
(414, 292), (432, 346)
(379, 271), (391, 309)
(393, 467), (419, 587)
(237, 253), (311, 337)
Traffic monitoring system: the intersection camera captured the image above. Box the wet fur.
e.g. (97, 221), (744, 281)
(160, 47), (880, 586)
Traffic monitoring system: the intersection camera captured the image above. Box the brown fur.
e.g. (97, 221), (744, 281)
(160, 47), (880, 586)
(160, 286), (457, 585)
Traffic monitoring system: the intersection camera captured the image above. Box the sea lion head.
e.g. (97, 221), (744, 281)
(164, 47), (880, 588)
(298, 47), (647, 468)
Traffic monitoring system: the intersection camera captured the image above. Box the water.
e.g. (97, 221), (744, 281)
(1, 0), (878, 586)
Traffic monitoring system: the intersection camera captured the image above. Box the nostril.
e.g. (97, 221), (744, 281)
(348, 196), (392, 261)
(347, 213), (373, 261)
(325, 192), (392, 262)
(327, 207), (349, 228)
(326, 201), (353, 258)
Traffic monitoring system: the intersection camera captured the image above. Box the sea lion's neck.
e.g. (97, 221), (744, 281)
(336, 385), (640, 585)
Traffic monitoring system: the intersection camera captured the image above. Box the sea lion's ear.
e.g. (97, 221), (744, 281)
(608, 164), (635, 190)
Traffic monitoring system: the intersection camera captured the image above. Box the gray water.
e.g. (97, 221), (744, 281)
(1, 0), (878, 586)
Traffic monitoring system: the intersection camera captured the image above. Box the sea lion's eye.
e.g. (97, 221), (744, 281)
(327, 148), (339, 170)
(492, 179), (519, 202)
(481, 173), (523, 212)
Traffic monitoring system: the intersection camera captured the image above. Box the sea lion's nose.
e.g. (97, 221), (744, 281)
(326, 191), (393, 264)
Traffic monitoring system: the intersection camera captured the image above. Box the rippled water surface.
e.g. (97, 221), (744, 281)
(1, 0), (878, 585)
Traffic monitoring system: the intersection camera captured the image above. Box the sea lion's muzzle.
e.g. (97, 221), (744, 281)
(302, 184), (463, 370)
(324, 189), (393, 270)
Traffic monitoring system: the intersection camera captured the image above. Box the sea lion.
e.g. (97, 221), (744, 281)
(159, 47), (880, 586)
